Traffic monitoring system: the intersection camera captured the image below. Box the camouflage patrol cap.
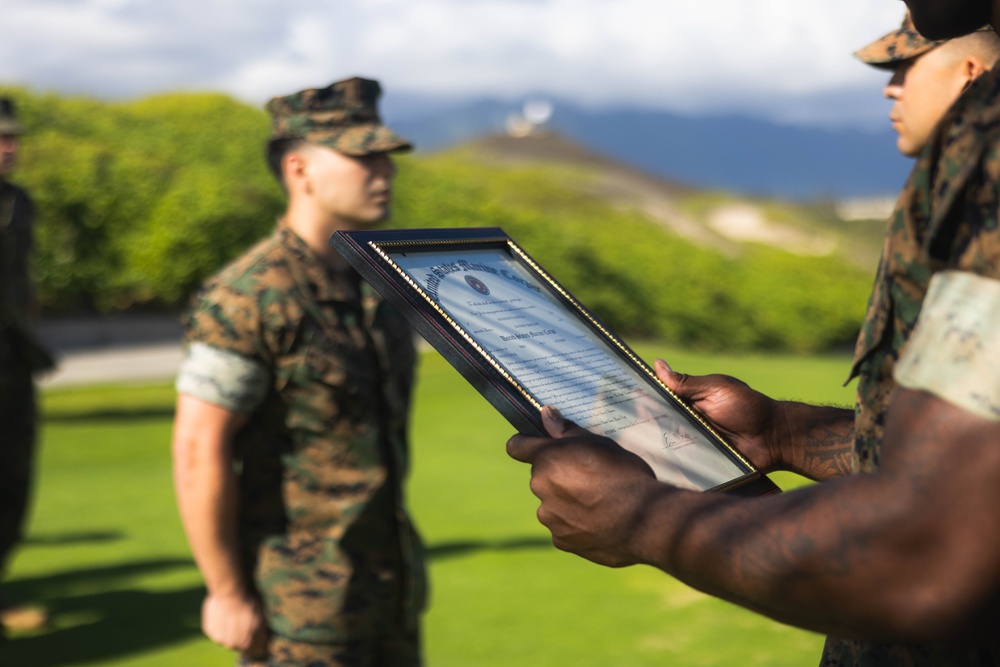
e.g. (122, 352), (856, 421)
(854, 12), (944, 69)
(854, 12), (994, 69)
(266, 77), (412, 156)
(0, 98), (24, 136)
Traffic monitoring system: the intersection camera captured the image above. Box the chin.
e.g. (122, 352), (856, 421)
(352, 212), (391, 230)
(898, 140), (920, 158)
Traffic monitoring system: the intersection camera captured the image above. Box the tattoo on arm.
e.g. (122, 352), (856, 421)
(790, 406), (855, 481)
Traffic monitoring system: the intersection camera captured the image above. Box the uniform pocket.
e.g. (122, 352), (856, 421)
(282, 322), (379, 426)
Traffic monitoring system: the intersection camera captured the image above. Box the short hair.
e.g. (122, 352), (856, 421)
(265, 137), (308, 190)
(939, 29), (1000, 65)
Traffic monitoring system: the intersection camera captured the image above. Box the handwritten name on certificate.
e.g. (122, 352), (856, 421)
(390, 248), (746, 491)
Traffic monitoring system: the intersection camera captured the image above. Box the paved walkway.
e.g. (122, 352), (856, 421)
(38, 342), (184, 389)
(33, 314), (431, 389)
(35, 315), (184, 389)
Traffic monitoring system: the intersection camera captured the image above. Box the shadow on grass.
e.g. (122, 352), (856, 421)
(427, 536), (552, 560)
(42, 407), (177, 424)
(0, 539), (553, 664)
(24, 531), (124, 546)
(2, 559), (204, 666)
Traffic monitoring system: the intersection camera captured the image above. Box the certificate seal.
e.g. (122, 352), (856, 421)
(465, 274), (491, 295)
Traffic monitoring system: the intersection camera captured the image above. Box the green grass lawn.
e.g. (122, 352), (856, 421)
(3, 344), (857, 666)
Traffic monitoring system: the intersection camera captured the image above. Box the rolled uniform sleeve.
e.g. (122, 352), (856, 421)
(177, 274), (277, 415)
(894, 271), (1000, 421)
(176, 342), (270, 414)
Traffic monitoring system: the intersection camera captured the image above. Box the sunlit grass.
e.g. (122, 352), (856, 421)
(4, 346), (855, 666)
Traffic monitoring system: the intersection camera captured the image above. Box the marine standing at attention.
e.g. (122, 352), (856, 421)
(0, 97), (53, 637)
(172, 76), (426, 667)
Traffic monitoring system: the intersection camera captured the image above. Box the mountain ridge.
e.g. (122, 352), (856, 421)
(427, 130), (889, 270)
(388, 97), (912, 200)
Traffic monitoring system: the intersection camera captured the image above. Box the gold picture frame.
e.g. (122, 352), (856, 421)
(332, 227), (778, 496)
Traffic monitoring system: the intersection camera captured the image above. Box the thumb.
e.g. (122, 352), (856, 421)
(655, 358), (684, 390)
(655, 358), (703, 404)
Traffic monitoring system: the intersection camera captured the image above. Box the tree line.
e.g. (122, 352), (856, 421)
(4, 87), (874, 353)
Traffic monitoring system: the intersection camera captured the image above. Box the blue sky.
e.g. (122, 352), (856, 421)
(1, 0), (905, 128)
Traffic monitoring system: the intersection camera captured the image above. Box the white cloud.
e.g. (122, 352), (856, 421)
(0, 0), (906, 124)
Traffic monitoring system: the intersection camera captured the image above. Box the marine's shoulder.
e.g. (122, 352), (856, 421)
(183, 230), (306, 347)
(205, 230), (299, 298)
(0, 180), (31, 197)
(0, 180), (34, 209)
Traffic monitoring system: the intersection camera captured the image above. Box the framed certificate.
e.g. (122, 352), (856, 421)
(331, 227), (778, 496)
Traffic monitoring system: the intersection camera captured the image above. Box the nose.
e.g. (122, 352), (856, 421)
(884, 68), (905, 100)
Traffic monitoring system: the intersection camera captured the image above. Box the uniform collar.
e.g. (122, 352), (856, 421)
(276, 224), (361, 302)
(919, 65), (1000, 244)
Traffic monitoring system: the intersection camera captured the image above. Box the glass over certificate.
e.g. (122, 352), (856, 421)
(331, 228), (778, 496)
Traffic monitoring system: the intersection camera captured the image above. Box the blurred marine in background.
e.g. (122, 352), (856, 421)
(0, 97), (53, 637)
(171, 77), (426, 666)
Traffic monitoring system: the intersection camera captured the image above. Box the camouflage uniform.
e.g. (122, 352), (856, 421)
(179, 225), (426, 664)
(0, 177), (41, 582)
(819, 54), (1000, 667)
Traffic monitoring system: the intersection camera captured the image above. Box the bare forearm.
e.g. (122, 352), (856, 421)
(640, 392), (1000, 646)
(775, 402), (854, 481)
(637, 476), (938, 640)
(173, 437), (247, 597)
(514, 393), (1000, 645)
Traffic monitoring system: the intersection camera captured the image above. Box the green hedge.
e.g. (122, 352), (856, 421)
(4, 88), (874, 352)
(5, 87), (283, 311)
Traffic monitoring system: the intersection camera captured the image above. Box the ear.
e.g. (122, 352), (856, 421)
(282, 149), (311, 195)
(962, 56), (991, 89)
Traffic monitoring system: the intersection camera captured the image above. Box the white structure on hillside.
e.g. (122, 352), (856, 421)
(835, 196), (897, 221)
(505, 99), (554, 137)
